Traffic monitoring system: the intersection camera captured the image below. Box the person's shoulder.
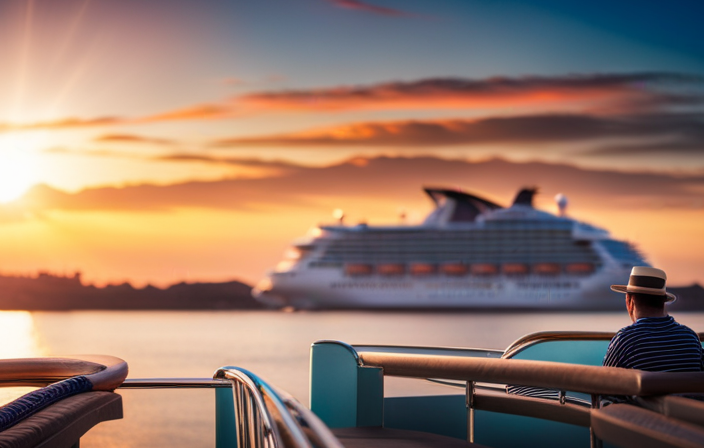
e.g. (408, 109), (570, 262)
(672, 318), (700, 337)
(615, 322), (639, 336)
(608, 324), (637, 347)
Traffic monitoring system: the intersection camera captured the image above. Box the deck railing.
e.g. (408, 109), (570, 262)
(311, 339), (704, 448)
(122, 369), (343, 448)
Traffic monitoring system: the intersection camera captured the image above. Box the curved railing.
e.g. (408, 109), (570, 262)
(503, 331), (704, 360)
(0, 355), (128, 390)
(213, 367), (343, 448)
(502, 331), (616, 359)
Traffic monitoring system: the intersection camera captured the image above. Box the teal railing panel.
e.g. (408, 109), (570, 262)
(310, 343), (359, 428)
(475, 410), (590, 448)
(357, 366), (384, 427)
(508, 340), (611, 366)
(384, 395), (467, 440)
(383, 395), (608, 447)
(508, 340), (611, 402)
(506, 338), (704, 365)
(310, 342), (383, 428)
(215, 387), (238, 448)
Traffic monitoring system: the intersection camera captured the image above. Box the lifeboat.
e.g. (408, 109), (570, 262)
(377, 263), (406, 276)
(565, 263), (595, 274)
(440, 263), (469, 276)
(409, 263), (436, 276)
(344, 264), (373, 276)
(533, 263), (561, 275)
(471, 263), (498, 275)
(502, 263), (529, 275)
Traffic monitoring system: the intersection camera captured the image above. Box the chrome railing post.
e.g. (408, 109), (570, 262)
(252, 393), (262, 448)
(466, 380), (475, 443)
(235, 382), (248, 448)
(246, 389), (256, 447)
(215, 367), (334, 448)
(590, 394), (603, 448)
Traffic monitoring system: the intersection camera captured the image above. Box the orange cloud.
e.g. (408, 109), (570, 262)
(211, 112), (704, 151)
(235, 73), (704, 113)
(325, 0), (417, 17)
(0, 105), (227, 133)
(94, 134), (175, 145)
(155, 154), (305, 170)
(141, 104), (232, 122)
(0, 116), (121, 132)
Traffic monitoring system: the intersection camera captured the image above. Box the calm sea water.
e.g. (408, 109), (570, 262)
(3, 310), (704, 447)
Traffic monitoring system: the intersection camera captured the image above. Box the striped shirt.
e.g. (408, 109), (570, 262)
(603, 315), (703, 371)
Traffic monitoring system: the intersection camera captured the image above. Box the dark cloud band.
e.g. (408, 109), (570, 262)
(211, 112), (704, 154)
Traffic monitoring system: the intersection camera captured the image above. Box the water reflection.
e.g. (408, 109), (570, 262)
(0, 311), (45, 406)
(0, 311), (44, 358)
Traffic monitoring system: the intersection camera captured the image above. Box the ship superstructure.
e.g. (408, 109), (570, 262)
(253, 187), (647, 309)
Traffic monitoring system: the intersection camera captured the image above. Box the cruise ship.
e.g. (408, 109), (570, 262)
(252, 187), (648, 309)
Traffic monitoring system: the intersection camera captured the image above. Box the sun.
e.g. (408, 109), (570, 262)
(0, 132), (44, 203)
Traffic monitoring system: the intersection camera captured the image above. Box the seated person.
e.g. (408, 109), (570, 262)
(508, 267), (702, 402)
(604, 266), (702, 371)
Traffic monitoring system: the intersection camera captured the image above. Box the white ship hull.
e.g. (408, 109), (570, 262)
(254, 267), (630, 310)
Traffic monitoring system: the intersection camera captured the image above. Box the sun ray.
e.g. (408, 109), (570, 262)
(46, 36), (105, 119)
(45, 0), (98, 118)
(48, 0), (94, 70)
(11, 0), (35, 121)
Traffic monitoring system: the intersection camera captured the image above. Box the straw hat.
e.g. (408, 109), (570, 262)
(610, 266), (676, 303)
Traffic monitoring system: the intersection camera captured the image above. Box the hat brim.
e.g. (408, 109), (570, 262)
(610, 285), (677, 303)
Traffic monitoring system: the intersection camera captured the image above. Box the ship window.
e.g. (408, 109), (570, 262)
(600, 240), (646, 265)
(450, 202), (480, 222)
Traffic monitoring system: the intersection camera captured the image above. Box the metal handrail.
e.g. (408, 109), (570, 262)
(502, 331), (616, 359)
(119, 378), (231, 388)
(503, 331), (704, 360)
(214, 367), (344, 448)
(355, 344), (503, 359)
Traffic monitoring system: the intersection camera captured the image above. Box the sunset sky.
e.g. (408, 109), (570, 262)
(0, 0), (703, 287)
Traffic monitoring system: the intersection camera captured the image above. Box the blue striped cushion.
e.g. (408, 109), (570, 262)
(0, 376), (93, 431)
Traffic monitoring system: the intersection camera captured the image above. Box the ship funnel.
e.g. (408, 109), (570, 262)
(512, 188), (537, 207)
(555, 193), (568, 216)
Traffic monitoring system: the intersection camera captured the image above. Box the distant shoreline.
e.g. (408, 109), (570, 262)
(0, 272), (262, 311)
(0, 272), (702, 311)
